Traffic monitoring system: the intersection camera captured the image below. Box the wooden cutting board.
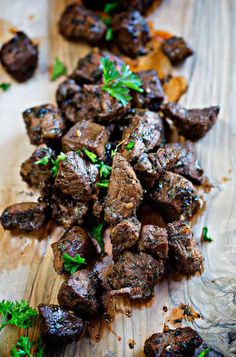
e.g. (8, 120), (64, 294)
(0, 0), (236, 356)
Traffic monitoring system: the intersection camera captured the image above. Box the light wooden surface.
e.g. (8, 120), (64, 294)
(0, 0), (236, 356)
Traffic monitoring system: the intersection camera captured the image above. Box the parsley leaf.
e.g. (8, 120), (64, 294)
(35, 155), (51, 166)
(96, 179), (109, 188)
(62, 253), (86, 274)
(197, 348), (210, 357)
(0, 82), (11, 91)
(51, 57), (67, 81)
(82, 148), (98, 164)
(104, 2), (119, 13)
(10, 336), (45, 357)
(50, 152), (67, 177)
(90, 223), (104, 251)
(101, 16), (112, 26)
(125, 141), (135, 151)
(202, 227), (213, 242)
(0, 300), (37, 332)
(99, 162), (112, 179)
(105, 27), (113, 41)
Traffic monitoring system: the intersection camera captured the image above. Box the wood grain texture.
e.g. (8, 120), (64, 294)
(0, 0), (236, 356)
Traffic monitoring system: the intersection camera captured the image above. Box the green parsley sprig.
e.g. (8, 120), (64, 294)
(51, 57), (67, 81)
(0, 82), (11, 91)
(10, 336), (45, 357)
(125, 141), (135, 151)
(96, 179), (109, 188)
(90, 223), (104, 252)
(201, 227), (213, 242)
(197, 348), (210, 357)
(104, 2), (119, 13)
(62, 253), (86, 274)
(50, 152), (67, 177)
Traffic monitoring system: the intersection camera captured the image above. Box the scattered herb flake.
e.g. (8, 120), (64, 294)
(105, 27), (113, 41)
(197, 348), (210, 357)
(35, 155), (51, 166)
(101, 16), (112, 26)
(125, 141), (135, 151)
(104, 2), (119, 13)
(202, 227), (213, 242)
(82, 148), (98, 164)
(90, 223), (104, 251)
(62, 253), (86, 274)
(99, 161), (112, 179)
(50, 152), (67, 177)
(51, 57), (67, 81)
(10, 336), (45, 357)
(96, 179), (109, 188)
(0, 82), (11, 91)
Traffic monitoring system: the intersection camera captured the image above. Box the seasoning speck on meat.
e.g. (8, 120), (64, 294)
(162, 36), (194, 65)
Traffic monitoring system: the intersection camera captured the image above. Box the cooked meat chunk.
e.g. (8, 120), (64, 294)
(112, 11), (150, 57)
(111, 217), (141, 260)
(104, 154), (143, 224)
(144, 327), (203, 357)
(92, 199), (105, 220)
(59, 3), (106, 42)
(117, 0), (154, 14)
(0, 31), (38, 82)
(23, 104), (66, 146)
(161, 102), (220, 141)
(109, 251), (164, 301)
(20, 145), (55, 188)
(38, 304), (85, 343)
(93, 255), (114, 291)
(167, 220), (203, 275)
(121, 110), (164, 163)
(51, 226), (96, 274)
(162, 36), (193, 65)
(62, 120), (108, 157)
(1, 202), (48, 231)
(58, 269), (99, 316)
(56, 78), (82, 118)
(138, 225), (168, 261)
(55, 152), (98, 201)
(166, 142), (204, 184)
(132, 70), (165, 110)
(150, 171), (201, 221)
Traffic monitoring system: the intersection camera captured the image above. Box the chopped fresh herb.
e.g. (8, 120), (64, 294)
(202, 227), (213, 242)
(10, 336), (45, 357)
(125, 141), (135, 151)
(35, 155), (51, 166)
(0, 300), (37, 332)
(76, 149), (81, 155)
(96, 179), (109, 188)
(101, 57), (143, 106)
(104, 2), (119, 13)
(50, 152), (67, 177)
(62, 253), (86, 274)
(101, 16), (112, 26)
(197, 348), (210, 357)
(90, 223), (104, 251)
(105, 27), (113, 41)
(111, 149), (116, 158)
(0, 82), (11, 91)
(99, 161), (112, 179)
(51, 57), (67, 81)
(82, 148), (98, 164)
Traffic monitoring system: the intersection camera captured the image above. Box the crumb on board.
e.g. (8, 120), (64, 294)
(128, 338), (136, 349)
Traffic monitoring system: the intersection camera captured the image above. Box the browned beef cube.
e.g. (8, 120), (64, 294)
(121, 110), (164, 163)
(93, 255), (114, 291)
(150, 171), (201, 222)
(59, 3), (106, 42)
(51, 226), (96, 274)
(109, 251), (164, 301)
(117, 0), (154, 14)
(62, 120), (108, 158)
(167, 220), (203, 275)
(0, 31), (38, 82)
(111, 217), (141, 259)
(161, 102), (220, 141)
(92, 199), (105, 220)
(112, 10), (150, 57)
(104, 154), (143, 224)
(166, 141), (204, 184)
(23, 104), (66, 146)
(138, 225), (168, 261)
(55, 152), (98, 201)
(162, 36), (193, 65)
(132, 70), (165, 110)
(58, 269), (99, 316)
(38, 304), (85, 343)
(56, 78), (82, 116)
(144, 327), (203, 357)
(20, 145), (55, 188)
(1, 202), (48, 231)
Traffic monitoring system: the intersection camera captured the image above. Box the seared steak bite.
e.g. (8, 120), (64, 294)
(0, 31), (38, 82)
(162, 36), (194, 65)
(55, 152), (98, 201)
(23, 104), (66, 146)
(20, 144), (55, 188)
(51, 226), (96, 274)
(144, 327), (203, 357)
(138, 225), (168, 261)
(121, 110), (164, 163)
(56, 78), (82, 114)
(59, 3), (106, 43)
(167, 220), (203, 275)
(117, 0), (154, 14)
(166, 141), (204, 184)
(110, 217), (141, 260)
(112, 10), (150, 58)
(161, 102), (220, 141)
(150, 171), (201, 221)
(131, 70), (165, 110)
(38, 304), (85, 343)
(62, 120), (108, 158)
(1, 202), (48, 231)
(104, 154), (143, 224)
(109, 251), (164, 301)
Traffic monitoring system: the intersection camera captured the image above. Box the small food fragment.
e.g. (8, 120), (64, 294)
(51, 57), (67, 81)
(110, 217), (141, 260)
(55, 152), (98, 201)
(0, 82), (11, 91)
(38, 304), (85, 343)
(162, 36), (193, 65)
(138, 225), (168, 261)
(144, 327), (203, 356)
(0, 31), (38, 82)
(163, 76), (188, 102)
(167, 220), (203, 274)
(117, 0), (154, 14)
(104, 154), (143, 224)
(194, 344), (224, 357)
(150, 171), (201, 221)
(23, 104), (66, 146)
(51, 226), (96, 274)
(112, 10), (150, 57)
(161, 102), (220, 141)
(0, 202), (48, 231)
(59, 3), (106, 42)
(109, 251), (164, 300)
(62, 120), (108, 158)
